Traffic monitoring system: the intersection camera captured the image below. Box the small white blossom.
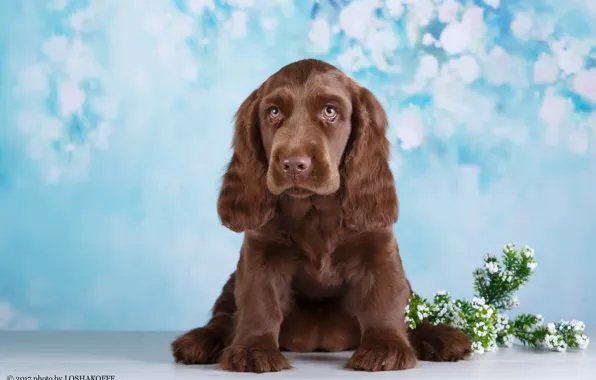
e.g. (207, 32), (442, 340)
(527, 262), (537, 271)
(485, 261), (499, 274)
(510, 296), (520, 308)
(471, 341), (485, 354)
(485, 307), (494, 318)
(544, 334), (568, 352)
(472, 297), (486, 306)
(576, 335), (590, 349)
(503, 242), (515, 253)
(499, 269), (514, 282)
(484, 253), (497, 262)
(502, 334), (514, 347)
(547, 323), (556, 333)
(495, 314), (510, 333)
(544, 334), (556, 349)
(569, 320), (585, 332)
(556, 341), (568, 352)
(486, 340), (499, 352)
(521, 245), (535, 258)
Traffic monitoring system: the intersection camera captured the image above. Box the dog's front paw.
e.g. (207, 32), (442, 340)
(346, 340), (417, 371)
(171, 327), (225, 365)
(409, 322), (472, 362)
(220, 345), (291, 373)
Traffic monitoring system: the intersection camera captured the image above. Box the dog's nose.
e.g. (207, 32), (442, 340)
(282, 156), (311, 176)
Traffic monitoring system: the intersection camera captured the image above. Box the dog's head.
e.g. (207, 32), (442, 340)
(217, 59), (398, 232)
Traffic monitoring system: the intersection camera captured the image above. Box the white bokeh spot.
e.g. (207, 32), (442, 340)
(394, 107), (425, 151)
(309, 18), (331, 53)
(533, 53), (559, 84)
(572, 69), (596, 103)
(58, 82), (86, 117)
(539, 89), (570, 126)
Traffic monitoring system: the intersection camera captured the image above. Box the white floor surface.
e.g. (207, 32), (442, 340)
(1, 331), (593, 379)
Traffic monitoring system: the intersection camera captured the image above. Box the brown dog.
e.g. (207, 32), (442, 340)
(171, 59), (472, 373)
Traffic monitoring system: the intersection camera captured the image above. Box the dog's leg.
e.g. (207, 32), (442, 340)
(344, 234), (417, 372)
(219, 241), (293, 373)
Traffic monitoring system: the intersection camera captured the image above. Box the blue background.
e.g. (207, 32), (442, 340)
(0, 0), (595, 331)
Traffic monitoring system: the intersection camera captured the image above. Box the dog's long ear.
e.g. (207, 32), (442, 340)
(217, 90), (276, 232)
(341, 86), (398, 231)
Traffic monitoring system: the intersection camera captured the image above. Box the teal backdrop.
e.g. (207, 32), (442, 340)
(0, 0), (595, 330)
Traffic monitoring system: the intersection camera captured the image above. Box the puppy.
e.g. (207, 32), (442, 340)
(171, 59), (472, 373)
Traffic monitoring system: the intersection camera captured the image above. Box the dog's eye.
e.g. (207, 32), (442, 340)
(322, 105), (338, 120)
(269, 106), (281, 121)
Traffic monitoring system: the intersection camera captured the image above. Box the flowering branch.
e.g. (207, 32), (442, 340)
(405, 243), (590, 354)
(473, 243), (535, 310)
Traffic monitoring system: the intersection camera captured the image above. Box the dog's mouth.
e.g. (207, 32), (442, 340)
(267, 169), (341, 198)
(284, 187), (314, 198)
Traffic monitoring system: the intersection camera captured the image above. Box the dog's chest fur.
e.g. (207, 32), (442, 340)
(279, 195), (346, 297)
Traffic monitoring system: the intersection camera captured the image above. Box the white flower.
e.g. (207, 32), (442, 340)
(503, 295), (520, 309)
(556, 341), (568, 352)
(547, 323), (556, 333)
(544, 334), (568, 352)
(452, 315), (467, 329)
(436, 289), (447, 296)
(495, 314), (510, 333)
(503, 242), (515, 253)
(485, 307), (494, 318)
(544, 334), (557, 349)
(473, 268), (487, 283)
(485, 261), (499, 274)
(510, 296), (520, 308)
(486, 340), (499, 352)
(484, 253), (496, 262)
(471, 341), (485, 354)
(576, 335), (590, 349)
(522, 245), (535, 258)
(535, 314), (544, 324)
(472, 297), (487, 311)
(569, 320), (585, 332)
(502, 334), (514, 348)
(527, 262), (537, 271)
(499, 270), (514, 282)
